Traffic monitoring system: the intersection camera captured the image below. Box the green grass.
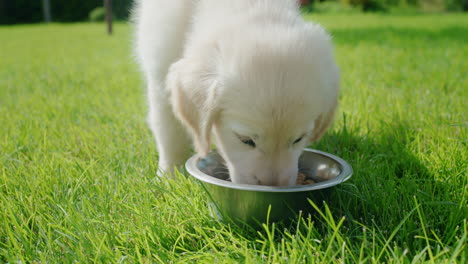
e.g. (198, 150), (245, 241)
(1, 14), (467, 263)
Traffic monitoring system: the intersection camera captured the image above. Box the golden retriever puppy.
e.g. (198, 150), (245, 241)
(133, 0), (339, 186)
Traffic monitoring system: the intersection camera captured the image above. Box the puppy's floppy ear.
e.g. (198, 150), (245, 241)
(166, 58), (221, 157)
(311, 98), (338, 142)
(311, 52), (340, 142)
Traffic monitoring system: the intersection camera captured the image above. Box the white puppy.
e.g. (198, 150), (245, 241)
(133, 0), (339, 186)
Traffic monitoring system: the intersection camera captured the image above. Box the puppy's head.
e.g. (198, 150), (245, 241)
(167, 23), (339, 186)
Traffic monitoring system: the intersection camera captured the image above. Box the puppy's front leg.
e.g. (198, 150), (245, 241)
(147, 81), (192, 177)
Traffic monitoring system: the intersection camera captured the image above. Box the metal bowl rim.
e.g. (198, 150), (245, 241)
(185, 148), (353, 193)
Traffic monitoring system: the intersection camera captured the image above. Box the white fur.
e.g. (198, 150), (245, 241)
(133, 0), (340, 186)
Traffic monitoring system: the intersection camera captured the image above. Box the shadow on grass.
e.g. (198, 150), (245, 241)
(331, 26), (468, 45)
(296, 116), (466, 250)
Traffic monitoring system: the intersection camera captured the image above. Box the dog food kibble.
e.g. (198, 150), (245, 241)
(296, 172), (316, 185)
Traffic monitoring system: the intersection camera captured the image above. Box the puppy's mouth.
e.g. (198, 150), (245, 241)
(197, 154), (301, 186)
(232, 174), (295, 187)
(227, 175), (263, 186)
(203, 165), (296, 186)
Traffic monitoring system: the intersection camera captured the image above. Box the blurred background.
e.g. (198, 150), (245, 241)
(0, 0), (132, 24)
(0, 0), (466, 25)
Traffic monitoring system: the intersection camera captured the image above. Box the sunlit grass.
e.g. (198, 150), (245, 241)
(1, 14), (467, 263)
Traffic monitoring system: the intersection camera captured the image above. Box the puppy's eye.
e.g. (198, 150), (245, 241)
(235, 133), (256, 148)
(241, 138), (256, 148)
(293, 135), (304, 144)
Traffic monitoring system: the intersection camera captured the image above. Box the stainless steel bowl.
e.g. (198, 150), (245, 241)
(185, 148), (353, 226)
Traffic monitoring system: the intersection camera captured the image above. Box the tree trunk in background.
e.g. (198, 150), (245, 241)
(42, 0), (52, 22)
(104, 0), (113, 35)
(0, 0), (4, 22)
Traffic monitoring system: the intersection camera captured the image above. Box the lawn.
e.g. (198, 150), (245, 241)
(0, 13), (467, 263)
